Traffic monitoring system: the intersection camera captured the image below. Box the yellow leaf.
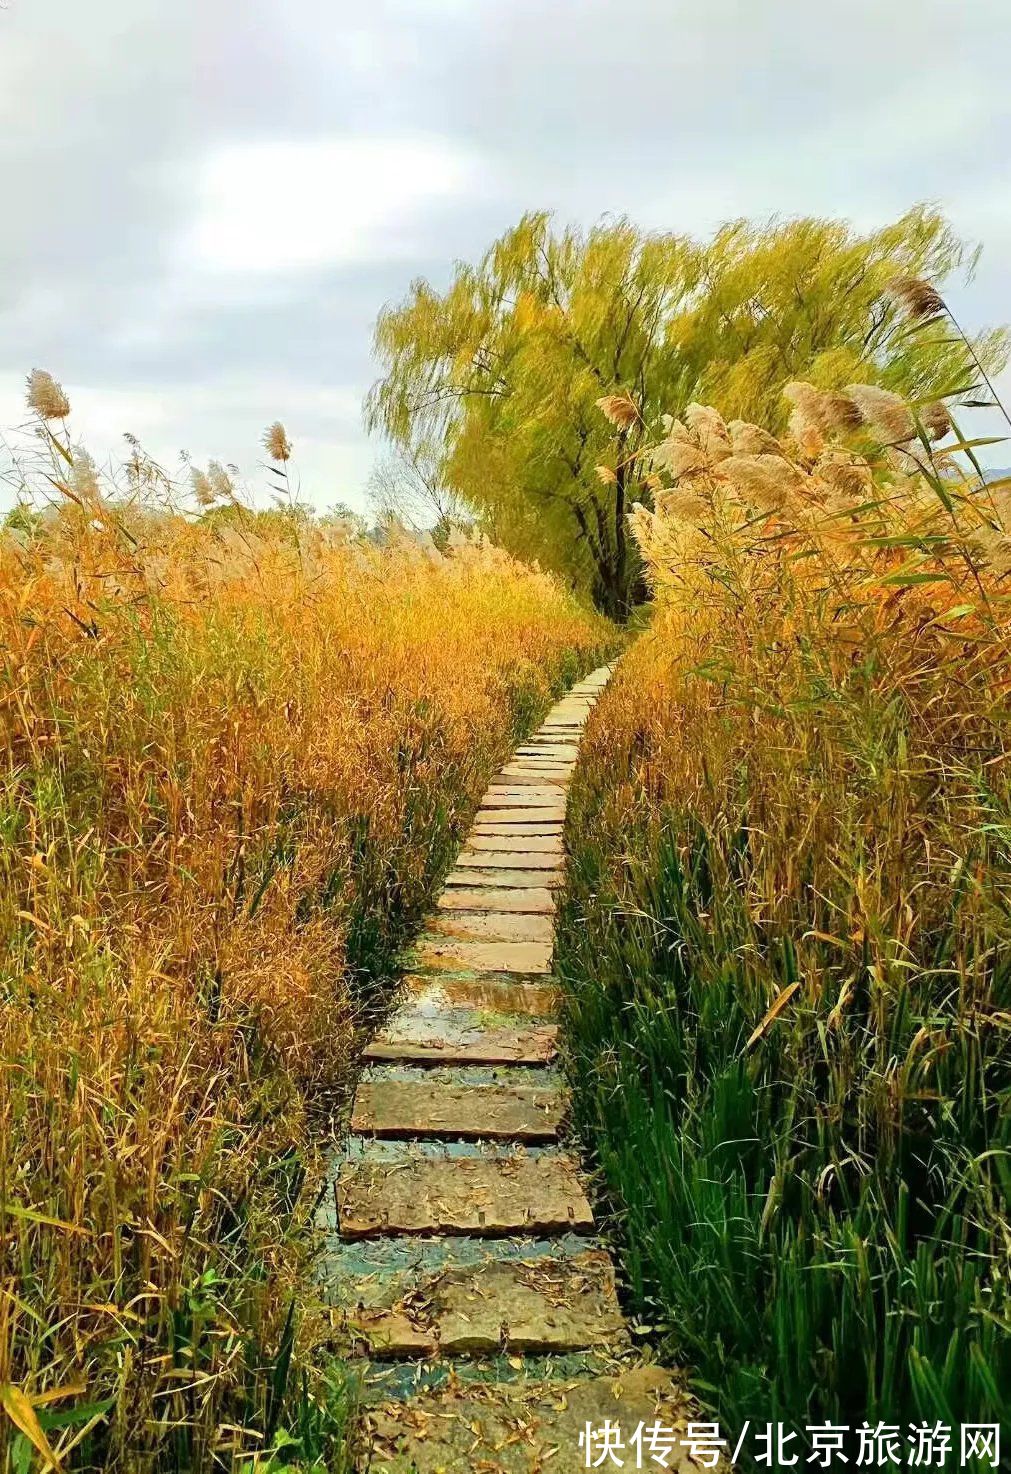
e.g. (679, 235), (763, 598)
(31, 1384), (87, 1408)
(0, 1203), (90, 1236)
(745, 981), (801, 1050)
(0, 1382), (63, 1471)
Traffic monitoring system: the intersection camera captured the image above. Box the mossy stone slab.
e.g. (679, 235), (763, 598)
(364, 1366), (696, 1473)
(351, 1078), (565, 1142)
(337, 1150), (593, 1239)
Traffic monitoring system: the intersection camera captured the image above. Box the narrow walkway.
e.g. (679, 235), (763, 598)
(319, 667), (693, 1472)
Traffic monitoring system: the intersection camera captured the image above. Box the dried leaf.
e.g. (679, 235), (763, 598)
(745, 981), (801, 1050)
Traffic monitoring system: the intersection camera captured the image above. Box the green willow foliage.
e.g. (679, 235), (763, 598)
(367, 208), (1006, 618)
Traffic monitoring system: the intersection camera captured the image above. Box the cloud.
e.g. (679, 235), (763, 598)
(0, 0), (1009, 513)
(182, 135), (478, 275)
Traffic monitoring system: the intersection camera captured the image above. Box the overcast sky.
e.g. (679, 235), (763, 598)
(1, 0), (1009, 513)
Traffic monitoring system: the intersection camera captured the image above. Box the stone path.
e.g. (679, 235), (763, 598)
(318, 667), (696, 1472)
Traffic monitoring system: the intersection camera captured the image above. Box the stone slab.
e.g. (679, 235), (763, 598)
(351, 1078), (565, 1141)
(365, 1367), (696, 1473)
(499, 767), (571, 783)
(466, 833), (563, 855)
(364, 1015), (558, 1066)
(472, 806), (566, 825)
(516, 744), (579, 757)
(337, 1150), (593, 1238)
(437, 886), (555, 915)
(454, 850), (562, 872)
(428, 911), (554, 944)
(470, 821), (564, 838)
(509, 763), (574, 773)
(482, 787), (570, 804)
(400, 975), (559, 1016)
(414, 937), (553, 976)
(341, 1249), (624, 1358)
(445, 867), (564, 890)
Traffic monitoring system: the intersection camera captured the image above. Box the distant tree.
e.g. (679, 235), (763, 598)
(366, 443), (469, 550)
(367, 208), (1007, 619)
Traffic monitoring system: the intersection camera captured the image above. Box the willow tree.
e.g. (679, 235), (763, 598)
(366, 208), (1003, 619)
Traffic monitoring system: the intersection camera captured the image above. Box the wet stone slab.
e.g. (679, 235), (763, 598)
(395, 975), (560, 1017)
(364, 1366), (696, 1473)
(351, 1075), (565, 1142)
(337, 1147), (594, 1239)
(363, 1007), (558, 1065)
(428, 910), (555, 944)
(413, 937), (553, 976)
(337, 1248), (624, 1359)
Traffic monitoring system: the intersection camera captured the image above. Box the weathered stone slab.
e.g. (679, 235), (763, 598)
(515, 746), (579, 760)
(351, 1078), (564, 1141)
(471, 821), (563, 837)
(401, 975), (559, 1016)
(504, 772), (574, 784)
(466, 833), (563, 855)
(429, 910), (554, 943)
(342, 1249), (624, 1358)
(472, 806), (566, 825)
(364, 985), (559, 1064)
(365, 1366), (696, 1473)
(506, 753), (575, 765)
(483, 787), (569, 804)
(337, 1150), (593, 1238)
(454, 850), (561, 872)
(414, 937), (553, 975)
(437, 886), (555, 914)
(364, 1022), (557, 1066)
(445, 867), (564, 889)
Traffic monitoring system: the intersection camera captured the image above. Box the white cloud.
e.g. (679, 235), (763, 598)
(182, 135), (477, 275)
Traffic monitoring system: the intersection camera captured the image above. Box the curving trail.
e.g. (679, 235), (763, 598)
(319, 667), (696, 1472)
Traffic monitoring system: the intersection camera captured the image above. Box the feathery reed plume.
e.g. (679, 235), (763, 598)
(814, 449), (873, 501)
(596, 393), (640, 430)
(595, 465), (618, 485)
(729, 420), (782, 456)
(263, 421), (292, 462)
(26, 368), (71, 421)
(208, 460), (236, 501)
(653, 437), (707, 480)
(889, 275), (1011, 435)
(718, 453), (806, 514)
(890, 275), (946, 321)
(922, 401), (953, 441)
(191, 468), (216, 507)
(784, 383), (862, 444)
(845, 383), (916, 444)
(822, 392), (864, 432)
(684, 403), (732, 460)
(783, 382), (827, 443)
(70, 448), (101, 502)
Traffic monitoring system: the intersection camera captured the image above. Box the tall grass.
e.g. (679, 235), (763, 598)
(0, 420), (611, 1469)
(558, 378), (1011, 1439)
